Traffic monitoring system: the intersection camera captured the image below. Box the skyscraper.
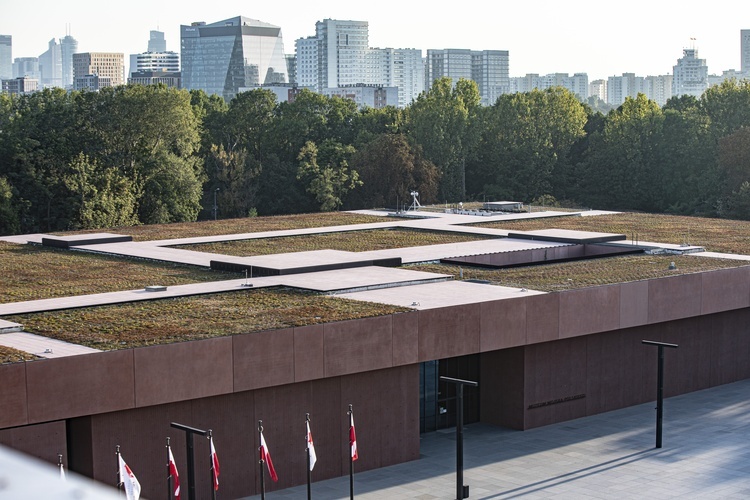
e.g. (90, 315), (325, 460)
(148, 30), (167, 53)
(39, 39), (63, 88)
(0, 35), (12, 80)
(672, 47), (708, 98)
(60, 35), (79, 88)
(741, 29), (750, 75)
(180, 16), (288, 101)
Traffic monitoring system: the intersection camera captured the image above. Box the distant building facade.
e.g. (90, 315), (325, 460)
(366, 48), (424, 107)
(589, 79), (607, 101)
(741, 29), (750, 75)
(148, 30), (167, 53)
(509, 72), (588, 100)
(0, 35), (11, 80)
(425, 48), (509, 106)
(127, 71), (181, 88)
(707, 69), (749, 88)
(73, 74), (113, 91)
(39, 39), (62, 88)
(285, 54), (296, 85)
(73, 52), (125, 89)
(643, 75), (673, 106)
(672, 48), (708, 98)
(295, 19), (369, 93)
(2, 76), (39, 95)
(12, 57), (40, 80)
(181, 16), (288, 101)
(323, 84), (398, 109)
(607, 73), (644, 106)
(60, 35), (78, 88)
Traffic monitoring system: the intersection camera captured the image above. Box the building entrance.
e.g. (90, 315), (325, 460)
(420, 354), (480, 433)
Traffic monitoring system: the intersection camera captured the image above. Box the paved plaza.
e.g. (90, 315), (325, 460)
(245, 379), (750, 499)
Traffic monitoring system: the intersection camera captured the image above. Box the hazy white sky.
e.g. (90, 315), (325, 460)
(2, 0), (748, 80)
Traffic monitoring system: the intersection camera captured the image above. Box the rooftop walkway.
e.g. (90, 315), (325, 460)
(243, 378), (750, 499)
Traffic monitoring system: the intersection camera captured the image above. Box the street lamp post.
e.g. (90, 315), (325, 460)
(213, 187), (219, 220)
(642, 340), (678, 448)
(440, 376), (478, 499)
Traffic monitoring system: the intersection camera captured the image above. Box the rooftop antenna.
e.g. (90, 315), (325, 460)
(242, 267), (253, 287)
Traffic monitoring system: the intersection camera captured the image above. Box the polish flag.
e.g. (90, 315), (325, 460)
(210, 437), (220, 491)
(118, 454), (142, 500)
(349, 413), (358, 461)
(306, 421), (317, 471)
(168, 446), (181, 500)
(260, 431), (279, 482)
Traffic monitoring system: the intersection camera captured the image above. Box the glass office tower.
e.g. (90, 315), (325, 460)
(181, 16), (287, 101)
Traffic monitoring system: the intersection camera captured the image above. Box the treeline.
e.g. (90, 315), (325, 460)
(1, 77), (750, 235)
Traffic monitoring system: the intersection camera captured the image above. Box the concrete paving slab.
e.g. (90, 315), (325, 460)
(0, 331), (100, 358)
(242, 378), (750, 500)
(338, 280), (545, 310)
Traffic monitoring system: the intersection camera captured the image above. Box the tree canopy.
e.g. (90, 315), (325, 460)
(2, 81), (750, 236)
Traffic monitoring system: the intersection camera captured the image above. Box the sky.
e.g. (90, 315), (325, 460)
(2, 0), (749, 81)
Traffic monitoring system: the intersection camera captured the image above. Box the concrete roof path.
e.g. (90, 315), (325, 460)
(0, 331), (100, 358)
(242, 378), (750, 499)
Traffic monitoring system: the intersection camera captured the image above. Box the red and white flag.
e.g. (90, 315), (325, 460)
(349, 412), (358, 461)
(118, 453), (142, 500)
(260, 431), (279, 482)
(210, 437), (220, 491)
(306, 421), (317, 471)
(168, 446), (181, 500)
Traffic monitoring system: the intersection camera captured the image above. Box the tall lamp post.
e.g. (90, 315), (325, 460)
(213, 187), (220, 220)
(642, 340), (678, 448)
(440, 376), (478, 499)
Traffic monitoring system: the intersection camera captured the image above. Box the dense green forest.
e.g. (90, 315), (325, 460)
(1, 77), (750, 235)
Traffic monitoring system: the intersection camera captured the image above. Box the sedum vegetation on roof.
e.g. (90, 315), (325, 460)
(6, 288), (409, 351)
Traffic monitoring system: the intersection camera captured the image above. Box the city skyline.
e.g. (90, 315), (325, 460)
(1, 0), (749, 81)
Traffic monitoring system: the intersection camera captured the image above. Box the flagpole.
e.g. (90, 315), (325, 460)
(348, 404), (354, 500)
(115, 445), (122, 494)
(306, 413), (312, 500)
(208, 430), (217, 500)
(166, 437), (172, 500)
(258, 420), (266, 500)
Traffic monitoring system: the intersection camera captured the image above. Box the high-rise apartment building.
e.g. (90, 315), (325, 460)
(589, 79), (607, 101)
(366, 48), (424, 107)
(0, 35), (11, 80)
(672, 48), (708, 98)
(607, 73), (644, 105)
(643, 75), (673, 107)
(472, 50), (510, 105)
(509, 72), (588, 101)
(425, 48), (509, 106)
(295, 36), (319, 89)
(295, 19), (369, 93)
(742, 29), (750, 75)
(73, 52), (125, 90)
(181, 16), (288, 101)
